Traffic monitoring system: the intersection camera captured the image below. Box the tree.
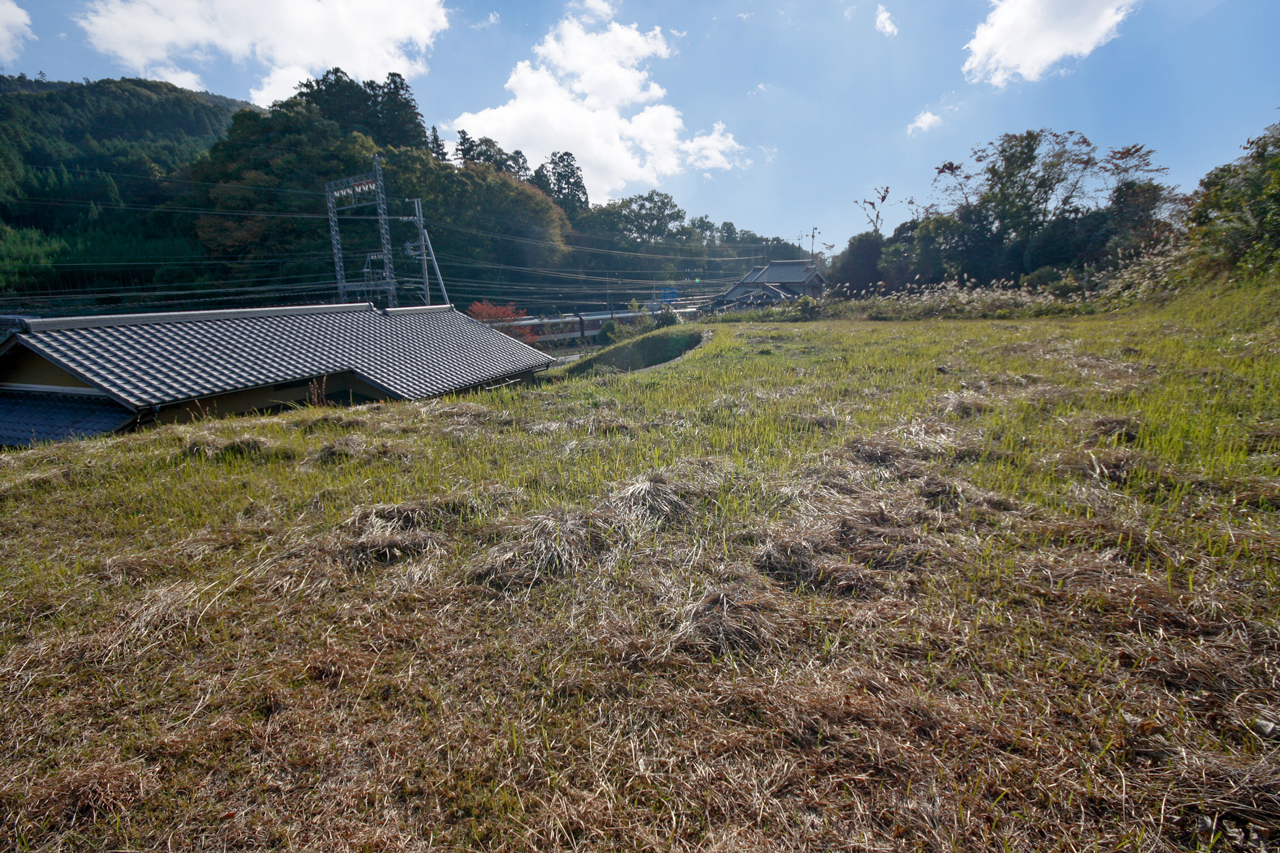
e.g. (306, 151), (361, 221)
(466, 300), (538, 344)
(365, 72), (428, 148)
(531, 151), (589, 221)
(426, 126), (449, 161)
(1100, 143), (1168, 190)
(293, 69), (375, 135)
(579, 190), (685, 245)
(292, 68), (427, 148)
(829, 231), (884, 295)
(1189, 121), (1280, 269)
(454, 129), (478, 163)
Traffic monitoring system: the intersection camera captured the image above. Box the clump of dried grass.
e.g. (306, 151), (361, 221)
(306, 499), (463, 571)
(610, 472), (695, 528)
(1024, 513), (1180, 572)
(307, 433), (408, 465)
(96, 552), (174, 586)
(937, 392), (992, 418)
(833, 513), (949, 574)
(1022, 551), (1215, 636)
(1246, 420), (1280, 454)
(467, 508), (619, 590)
(1085, 414), (1143, 446)
(24, 758), (152, 829)
(842, 436), (915, 467)
(421, 400), (518, 428)
(183, 433), (294, 462)
(83, 581), (201, 664)
(296, 413), (367, 433)
(345, 494), (480, 533)
(342, 529), (448, 570)
(752, 532), (879, 597)
(1053, 446), (1152, 485)
(671, 585), (781, 656)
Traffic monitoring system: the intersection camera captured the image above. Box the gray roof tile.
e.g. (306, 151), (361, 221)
(11, 303), (554, 410)
(741, 260), (825, 284)
(0, 391), (135, 446)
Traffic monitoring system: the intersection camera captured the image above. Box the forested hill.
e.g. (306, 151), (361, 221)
(0, 70), (805, 318)
(0, 76), (256, 208)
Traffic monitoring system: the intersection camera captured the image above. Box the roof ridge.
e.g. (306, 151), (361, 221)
(22, 302), (378, 333)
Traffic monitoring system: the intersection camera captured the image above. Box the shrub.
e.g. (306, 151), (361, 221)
(654, 306), (679, 328)
(1189, 121), (1280, 271)
(466, 300), (537, 345)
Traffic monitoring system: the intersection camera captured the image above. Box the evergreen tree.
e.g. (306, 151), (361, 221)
(293, 68), (427, 148)
(531, 151), (588, 221)
(427, 126), (449, 161)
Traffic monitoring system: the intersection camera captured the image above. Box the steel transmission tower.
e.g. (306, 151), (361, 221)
(325, 156), (397, 307)
(325, 157), (449, 308)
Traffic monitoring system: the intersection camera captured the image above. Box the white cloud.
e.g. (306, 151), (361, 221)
(76, 0), (449, 105)
(473, 12), (500, 30)
(575, 0), (615, 21)
(907, 110), (942, 135)
(0, 0), (34, 64)
(843, 7), (856, 21)
(963, 0), (1138, 87)
(875, 5), (897, 36)
(450, 9), (744, 199)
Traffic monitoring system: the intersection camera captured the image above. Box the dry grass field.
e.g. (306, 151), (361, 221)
(2, 273), (1279, 851)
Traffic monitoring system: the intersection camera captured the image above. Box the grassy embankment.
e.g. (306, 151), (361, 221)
(2, 271), (1279, 850)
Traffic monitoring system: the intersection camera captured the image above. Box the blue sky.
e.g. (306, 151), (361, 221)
(2, 0), (1277, 249)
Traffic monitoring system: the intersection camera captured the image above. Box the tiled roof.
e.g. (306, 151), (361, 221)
(6, 303), (554, 410)
(0, 391), (135, 446)
(739, 260), (825, 285)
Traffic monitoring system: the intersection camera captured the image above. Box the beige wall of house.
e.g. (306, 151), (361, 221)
(152, 372), (390, 424)
(0, 345), (95, 388)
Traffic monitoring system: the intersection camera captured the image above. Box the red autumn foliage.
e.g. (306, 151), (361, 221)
(466, 300), (538, 345)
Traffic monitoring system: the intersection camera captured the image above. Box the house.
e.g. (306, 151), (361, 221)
(0, 302), (555, 446)
(713, 260), (827, 311)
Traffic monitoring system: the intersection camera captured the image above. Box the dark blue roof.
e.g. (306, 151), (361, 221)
(7, 303), (554, 410)
(0, 391), (135, 446)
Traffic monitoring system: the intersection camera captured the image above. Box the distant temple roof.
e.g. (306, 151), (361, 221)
(739, 260), (828, 286)
(713, 260), (827, 310)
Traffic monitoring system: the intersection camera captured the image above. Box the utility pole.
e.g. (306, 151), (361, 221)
(401, 197), (449, 306)
(810, 227), (820, 261)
